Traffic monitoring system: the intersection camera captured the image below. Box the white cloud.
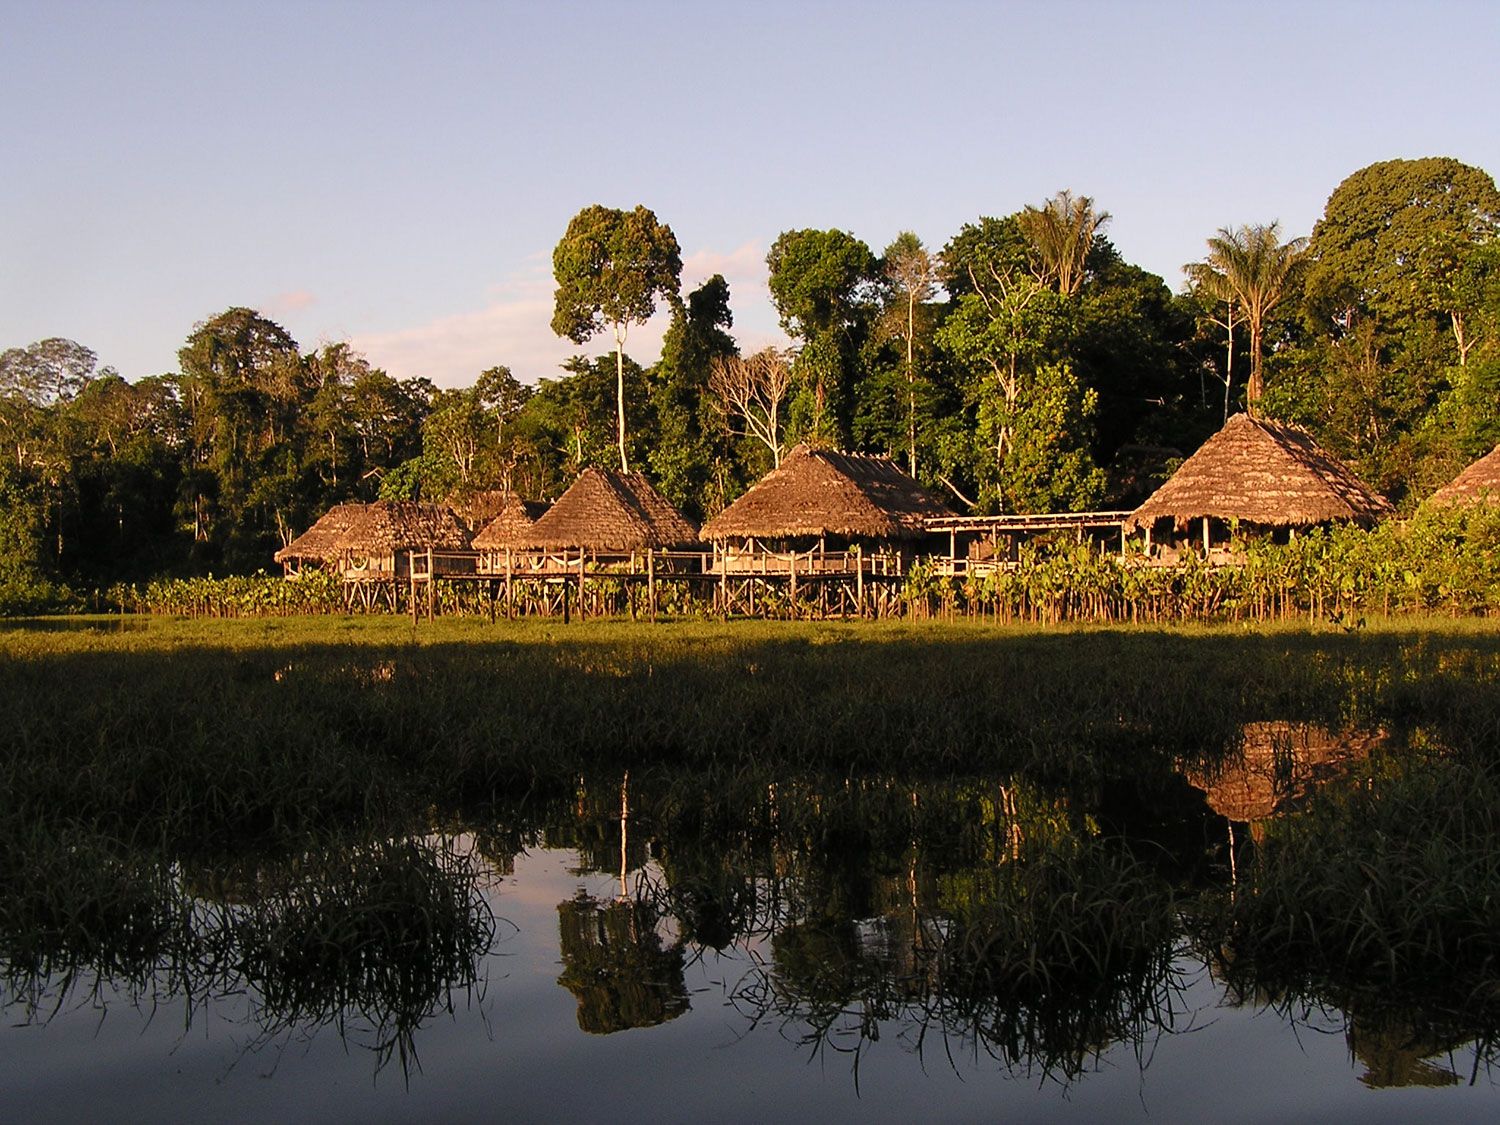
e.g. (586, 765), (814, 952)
(349, 243), (791, 389)
(263, 289), (317, 316)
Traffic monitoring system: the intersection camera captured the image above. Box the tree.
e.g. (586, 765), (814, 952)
(1303, 157), (1500, 345)
(551, 205), (682, 472)
(879, 233), (940, 474)
(766, 229), (876, 446)
(1016, 190), (1110, 297)
(1187, 223), (1306, 412)
(648, 275), (738, 517)
(709, 348), (792, 466)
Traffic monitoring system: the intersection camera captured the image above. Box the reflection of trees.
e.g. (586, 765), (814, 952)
(712, 780), (1184, 1084)
(556, 889), (689, 1034)
(1, 833), (497, 1078)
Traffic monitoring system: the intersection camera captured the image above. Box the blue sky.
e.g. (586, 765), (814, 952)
(3, 0), (1497, 387)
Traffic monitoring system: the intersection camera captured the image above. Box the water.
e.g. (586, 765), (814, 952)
(4, 759), (1499, 1121)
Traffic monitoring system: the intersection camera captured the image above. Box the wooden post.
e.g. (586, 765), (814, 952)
(1202, 517), (1210, 556)
(409, 553), (418, 625)
(579, 549), (587, 620)
(647, 548), (656, 620)
(789, 549), (798, 618)
(856, 547), (865, 617)
(426, 548), (435, 621)
(719, 542), (728, 615)
(505, 548), (514, 619)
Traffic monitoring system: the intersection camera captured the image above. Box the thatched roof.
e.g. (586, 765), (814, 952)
(275, 502), (367, 563)
(522, 468), (698, 550)
(700, 445), (953, 541)
(471, 492), (549, 550)
(1425, 444), (1500, 508)
(337, 500), (473, 555)
(1126, 414), (1392, 532)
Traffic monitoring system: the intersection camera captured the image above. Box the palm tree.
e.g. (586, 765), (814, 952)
(1189, 223), (1307, 414)
(1017, 190), (1110, 297)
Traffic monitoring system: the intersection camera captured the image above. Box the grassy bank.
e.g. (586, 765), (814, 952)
(2, 614), (1498, 850)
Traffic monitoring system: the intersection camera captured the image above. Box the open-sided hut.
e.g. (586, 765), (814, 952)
(699, 445), (952, 574)
(471, 492), (550, 574)
(1125, 414), (1392, 558)
(1425, 444), (1500, 509)
(335, 500), (476, 577)
(521, 468), (698, 569)
(274, 502), (367, 576)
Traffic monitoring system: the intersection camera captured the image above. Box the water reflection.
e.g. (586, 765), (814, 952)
(5, 753), (1500, 1103)
(1, 835), (497, 1077)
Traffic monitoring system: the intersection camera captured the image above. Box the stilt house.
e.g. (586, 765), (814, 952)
(275, 502), (368, 576)
(699, 445), (952, 574)
(327, 500), (475, 577)
(1125, 414), (1392, 560)
(471, 492), (551, 574)
(520, 468), (698, 571)
(1425, 444), (1500, 509)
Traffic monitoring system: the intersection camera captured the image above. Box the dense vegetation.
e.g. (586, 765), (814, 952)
(4, 156), (1497, 613)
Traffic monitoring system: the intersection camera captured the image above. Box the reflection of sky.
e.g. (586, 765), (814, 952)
(3, 845), (1495, 1123)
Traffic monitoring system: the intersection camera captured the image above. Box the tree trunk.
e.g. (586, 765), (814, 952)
(907, 290), (917, 476)
(1247, 317), (1264, 415)
(613, 322), (629, 471)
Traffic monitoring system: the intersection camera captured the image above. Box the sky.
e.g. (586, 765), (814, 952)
(3, 0), (1498, 388)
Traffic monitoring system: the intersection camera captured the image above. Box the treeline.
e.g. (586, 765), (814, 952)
(2, 156), (1497, 609)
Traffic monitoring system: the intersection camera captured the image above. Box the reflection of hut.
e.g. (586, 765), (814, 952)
(1185, 721), (1382, 832)
(700, 445), (952, 574)
(275, 502), (367, 576)
(1425, 443), (1500, 509)
(1126, 415), (1392, 560)
(335, 500), (475, 577)
(523, 468), (698, 567)
(471, 492), (550, 574)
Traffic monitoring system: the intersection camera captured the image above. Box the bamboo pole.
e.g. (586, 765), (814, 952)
(426, 548), (435, 621)
(647, 548), (656, 619)
(505, 548), (514, 619)
(789, 549), (798, 618)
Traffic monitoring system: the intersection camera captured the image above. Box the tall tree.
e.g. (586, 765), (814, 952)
(551, 205), (682, 472)
(766, 229), (876, 446)
(879, 233), (940, 474)
(1016, 190), (1110, 297)
(1188, 223), (1306, 413)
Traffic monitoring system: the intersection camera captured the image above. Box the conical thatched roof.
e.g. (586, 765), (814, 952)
(275, 502), (367, 563)
(1425, 444), (1500, 508)
(522, 468), (698, 550)
(471, 492), (550, 550)
(700, 445), (953, 541)
(338, 500), (473, 554)
(1126, 414), (1392, 532)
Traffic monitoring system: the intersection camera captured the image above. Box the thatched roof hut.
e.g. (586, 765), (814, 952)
(1126, 414), (1392, 532)
(523, 468), (698, 551)
(471, 492), (549, 551)
(700, 445), (953, 542)
(338, 500), (473, 557)
(1425, 444), (1500, 508)
(1185, 721), (1383, 824)
(275, 502), (367, 565)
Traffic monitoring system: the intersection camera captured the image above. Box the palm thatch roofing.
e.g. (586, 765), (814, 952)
(275, 502), (368, 563)
(471, 492), (550, 550)
(521, 468), (698, 551)
(1425, 444), (1500, 508)
(700, 445), (953, 542)
(337, 500), (473, 555)
(1125, 414), (1392, 532)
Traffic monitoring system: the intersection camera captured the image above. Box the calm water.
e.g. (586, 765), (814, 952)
(4, 756), (1499, 1122)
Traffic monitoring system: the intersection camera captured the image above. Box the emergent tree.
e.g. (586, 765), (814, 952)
(551, 205), (682, 472)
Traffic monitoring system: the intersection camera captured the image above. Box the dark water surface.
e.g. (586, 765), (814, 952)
(5, 749), (1500, 1123)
